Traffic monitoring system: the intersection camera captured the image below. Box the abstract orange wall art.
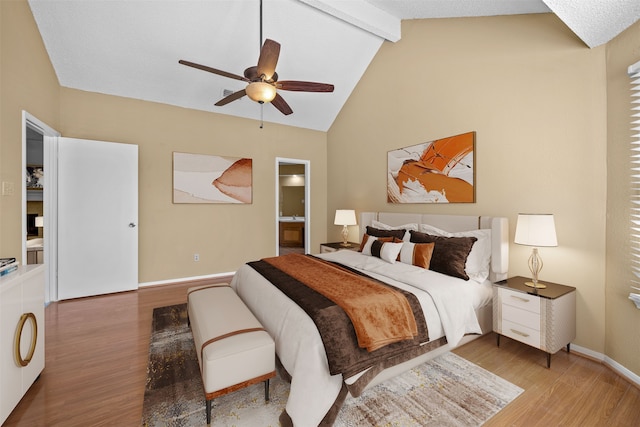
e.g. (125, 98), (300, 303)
(387, 131), (475, 203)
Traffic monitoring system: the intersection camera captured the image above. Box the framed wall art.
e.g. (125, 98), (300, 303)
(173, 152), (253, 204)
(387, 131), (475, 203)
(26, 165), (44, 189)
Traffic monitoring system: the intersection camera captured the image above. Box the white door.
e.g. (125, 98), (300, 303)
(57, 138), (138, 300)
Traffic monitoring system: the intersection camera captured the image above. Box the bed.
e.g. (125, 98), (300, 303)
(230, 212), (509, 426)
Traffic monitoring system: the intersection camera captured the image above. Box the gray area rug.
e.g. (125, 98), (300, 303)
(142, 304), (523, 426)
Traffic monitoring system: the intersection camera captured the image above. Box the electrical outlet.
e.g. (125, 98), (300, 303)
(194, 253), (199, 262)
(1, 181), (15, 196)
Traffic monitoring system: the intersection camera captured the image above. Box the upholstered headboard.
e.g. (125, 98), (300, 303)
(360, 212), (509, 282)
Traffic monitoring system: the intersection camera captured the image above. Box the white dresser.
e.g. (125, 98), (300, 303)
(0, 265), (45, 424)
(493, 276), (576, 368)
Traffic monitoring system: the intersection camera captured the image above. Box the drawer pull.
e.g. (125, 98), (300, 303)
(510, 329), (530, 338)
(510, 295), (530, 303)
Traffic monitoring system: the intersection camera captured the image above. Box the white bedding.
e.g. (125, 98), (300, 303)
(230, 250), (492, 426)
(317, 250), (491, 345)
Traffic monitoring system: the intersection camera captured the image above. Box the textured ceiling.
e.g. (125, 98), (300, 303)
(542, 0), (640, 48)
(28, 0), (640, 132)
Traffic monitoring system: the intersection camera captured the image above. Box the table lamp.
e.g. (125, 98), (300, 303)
(514, 213), (558, 289)
(334, 209), (357, 247)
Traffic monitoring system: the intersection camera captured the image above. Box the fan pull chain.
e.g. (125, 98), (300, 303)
(260, 103), (264, 128)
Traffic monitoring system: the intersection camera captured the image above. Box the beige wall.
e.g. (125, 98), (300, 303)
(0, 0), (60, 261)
(58, 88), (327, 283)
(328, 14), (608, 354)
(605, 20), (640, 375)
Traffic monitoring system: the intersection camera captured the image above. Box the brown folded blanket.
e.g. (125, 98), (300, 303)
(249, 255), (430, 378)
(263, 253), (417, 351)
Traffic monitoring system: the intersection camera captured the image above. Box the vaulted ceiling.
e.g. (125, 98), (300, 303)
(28, 0), (640, 131)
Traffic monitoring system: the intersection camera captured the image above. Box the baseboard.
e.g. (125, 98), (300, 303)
(569, 343), (604, 362)
(139, 271), (235, 288)
(571, 344), (640, 388)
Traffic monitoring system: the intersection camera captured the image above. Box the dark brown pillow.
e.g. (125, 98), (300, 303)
(365, 226), (406, 240)
(409, 230), (477, 280)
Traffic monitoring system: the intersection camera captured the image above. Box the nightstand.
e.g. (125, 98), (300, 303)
(493, 276), (576, 368)
(319, 242), (359, 253)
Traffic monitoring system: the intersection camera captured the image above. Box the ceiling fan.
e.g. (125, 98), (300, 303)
(178, 38), (334, 116)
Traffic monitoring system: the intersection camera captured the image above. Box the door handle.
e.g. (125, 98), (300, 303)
(129, 223), (137, 228)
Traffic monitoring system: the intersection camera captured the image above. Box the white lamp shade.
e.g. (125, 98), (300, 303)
(35, 216), (44, 227)
(334, 209), (357, 226)
(514, 213), (557, 247)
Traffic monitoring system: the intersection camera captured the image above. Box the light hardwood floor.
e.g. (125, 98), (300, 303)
(4, 280), (640, 426)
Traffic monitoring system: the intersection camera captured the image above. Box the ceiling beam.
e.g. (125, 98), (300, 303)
(299, 0), (401, 42)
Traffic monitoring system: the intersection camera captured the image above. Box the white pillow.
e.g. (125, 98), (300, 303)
(371, 220), (418, 242)
(418, 223), (492, 283)
(362, 236), (404, 264)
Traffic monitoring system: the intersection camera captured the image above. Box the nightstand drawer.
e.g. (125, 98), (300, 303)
(501, 319), (541, 347)
(500, 288), (540, 314)
(502, 304), (541, 331)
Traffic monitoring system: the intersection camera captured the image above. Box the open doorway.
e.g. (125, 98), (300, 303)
(276, 158), (310, 255)
(22, 111), (60, 304)
(25, 126), (44, 264)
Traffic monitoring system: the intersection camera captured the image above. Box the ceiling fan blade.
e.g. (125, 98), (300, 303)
(271, 93), (293, 115)
(179, 60), (248, 82)
(214, 89), (246, 106)
(277, 81), (335, 92)
(256, 39), (280, 81)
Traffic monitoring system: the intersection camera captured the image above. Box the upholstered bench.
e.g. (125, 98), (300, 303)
(187, 284), (276, 425)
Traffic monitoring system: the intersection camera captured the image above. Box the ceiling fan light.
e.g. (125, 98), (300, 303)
(246, 82), (276, 103)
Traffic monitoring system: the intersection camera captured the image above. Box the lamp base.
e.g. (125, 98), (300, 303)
(340, 225), (349, 247)
(524, 281), (547, 289)
(340, 242), (351, 247)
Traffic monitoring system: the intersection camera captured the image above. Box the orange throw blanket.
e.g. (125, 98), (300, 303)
(263, 253), (418, 351)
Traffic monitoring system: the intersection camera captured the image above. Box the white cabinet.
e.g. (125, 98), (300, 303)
(493, 276), (576, 368)
(0, 265), (45, 425)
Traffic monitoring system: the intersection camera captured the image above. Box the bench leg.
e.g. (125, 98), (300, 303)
(206, 399), (212, 425)
(264, 379), (270, 402)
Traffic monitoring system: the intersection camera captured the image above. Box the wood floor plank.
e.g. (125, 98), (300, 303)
(607, 384), (640, 427)
(561, 376), (629, 426)
(3, 280), (640, 426)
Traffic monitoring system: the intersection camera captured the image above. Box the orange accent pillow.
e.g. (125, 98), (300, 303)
(398, 242), (435, 269)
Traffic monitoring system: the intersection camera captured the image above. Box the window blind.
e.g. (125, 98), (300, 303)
(629, 60), (640, 287)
